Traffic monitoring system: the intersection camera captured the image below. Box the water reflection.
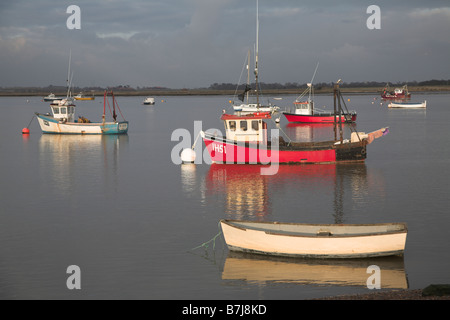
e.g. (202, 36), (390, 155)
(284, 122), (357, 142)
(38, 134), (128, 196)
(387, 108), (427, 124)
(205, 164), (272, 219)
(203, 163), (383, 223)
(222, 251), (408, 289)
(180, 164), (197, 194)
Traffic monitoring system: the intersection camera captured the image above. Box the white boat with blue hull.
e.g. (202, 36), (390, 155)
(35, 91), (128, 135)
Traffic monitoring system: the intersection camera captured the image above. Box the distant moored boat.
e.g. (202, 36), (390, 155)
(43, 93), (61, 102)
(381, 84), (411, 100)
(388, 101), (426, 109)
(143, 97), (155, 105)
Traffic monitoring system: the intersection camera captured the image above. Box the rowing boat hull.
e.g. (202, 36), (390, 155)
(36, 113), (128, 134)
(388, 101), (426, 109)
(220, 220), (407, 259)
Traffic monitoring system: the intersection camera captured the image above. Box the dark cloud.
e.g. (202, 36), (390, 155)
(1, 0), (449, 88)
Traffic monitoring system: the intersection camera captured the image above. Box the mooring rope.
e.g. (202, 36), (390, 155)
(191, 222), (223, 251)
(26, 115), (36, 128)
(271, 117), (292, 144)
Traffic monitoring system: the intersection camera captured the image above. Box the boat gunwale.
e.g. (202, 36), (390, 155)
(35, 112), (127, 126)
(220, 219), (408, 239)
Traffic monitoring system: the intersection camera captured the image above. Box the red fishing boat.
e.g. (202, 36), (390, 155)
(200, 82), (388, 165)
(283, 77), (356, 123)
(381, 84), (411, 100)
(283, 100), (357, 123)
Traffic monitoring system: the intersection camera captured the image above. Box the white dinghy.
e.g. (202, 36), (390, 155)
(220, 219), (407, 259)
(388, 101), (426, 108)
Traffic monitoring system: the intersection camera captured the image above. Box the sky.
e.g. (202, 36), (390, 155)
(0, 0), (449, 88)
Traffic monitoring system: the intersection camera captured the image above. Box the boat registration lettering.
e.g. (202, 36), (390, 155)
(212, 143), (226, 154)
(119, 123), (128, 130)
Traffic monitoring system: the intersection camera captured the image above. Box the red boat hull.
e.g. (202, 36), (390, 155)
(381, 92), (411, 100)
(202, 135), (366, 165)
(283, 112), (357, 123)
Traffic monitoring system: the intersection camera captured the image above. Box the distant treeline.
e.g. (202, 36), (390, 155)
(0, 85), (171, 94)
(1, 79), (449, 94)
(208, 79), (450, 91)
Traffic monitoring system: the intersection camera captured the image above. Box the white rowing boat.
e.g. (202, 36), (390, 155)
(388, 101), (426, 108)
(220, 219), (407, 259)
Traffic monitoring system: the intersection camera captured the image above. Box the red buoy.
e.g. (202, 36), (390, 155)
(22, 128), (30, 134)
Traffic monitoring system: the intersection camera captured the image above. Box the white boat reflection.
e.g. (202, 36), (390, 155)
(222, 251), (408, 289)
(38, 134), (128, 195)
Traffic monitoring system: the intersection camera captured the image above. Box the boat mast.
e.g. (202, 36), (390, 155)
(103, 90), (106, 124)
(246, 49), (251, 104)
(333, 80), (344, 143)
(66, 50), (72, 99)
(255, 0), (260, 107)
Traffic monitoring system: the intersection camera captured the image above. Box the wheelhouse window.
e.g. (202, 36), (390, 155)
(53, 107), (60, 114)
(229, 121), (236, 131)
(240, 120), (247, 131)
(251, 120), (259, 131)
(61, 107), (67, 114)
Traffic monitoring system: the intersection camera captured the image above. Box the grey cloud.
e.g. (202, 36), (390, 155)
(1, 0), (449, 88)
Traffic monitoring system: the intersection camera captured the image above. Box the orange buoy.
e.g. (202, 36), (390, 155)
(22, 128), (30, 134)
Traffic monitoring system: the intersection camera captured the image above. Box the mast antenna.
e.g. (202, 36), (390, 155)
(308, 62), (319, 100)
(66, 49), (72, 98)
(255, 0), (260, 107)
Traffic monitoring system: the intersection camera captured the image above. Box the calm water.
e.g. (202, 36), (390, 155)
(0, 93), (449, 300)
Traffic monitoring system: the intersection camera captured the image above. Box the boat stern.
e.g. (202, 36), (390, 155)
(102, 121), (129, 134)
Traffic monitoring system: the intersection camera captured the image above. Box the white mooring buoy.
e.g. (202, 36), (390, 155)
(181, 148), (196, 163)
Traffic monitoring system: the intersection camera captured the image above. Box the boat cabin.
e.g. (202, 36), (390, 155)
(50, 99), (76, 122)
(221, 112), (270, 143)
(292, 99), (314, 115)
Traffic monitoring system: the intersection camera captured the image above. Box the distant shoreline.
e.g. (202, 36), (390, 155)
(1, 86), (450, 97)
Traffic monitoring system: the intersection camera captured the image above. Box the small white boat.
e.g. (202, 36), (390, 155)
(388, 101), (426, 108)
(220, 219), (407, 259)
(43, 93), (61, 102)
(143, 97), (155, 105)
(74, 92), (95, 100)
(233, 103), (279, 112)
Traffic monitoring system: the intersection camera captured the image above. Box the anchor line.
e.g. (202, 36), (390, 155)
(26, 115), (36, 128)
